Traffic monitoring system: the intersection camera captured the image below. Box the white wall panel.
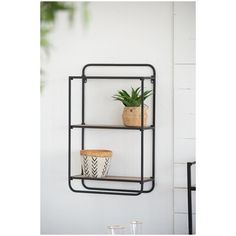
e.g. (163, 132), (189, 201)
(174, 65), (195, 89)
(174, 163), (187, 187)
(174, 138), (195, 163)
(173, 2), (196, 234)
(174, 213), (196, 234)
(174, 213), (188, 234)
(174, 113), (195, 138)
(174, 2), (196, 63)
(174, 90), (195, 114)
(174, 189), (196, 213)
(174, 163), (196, 187)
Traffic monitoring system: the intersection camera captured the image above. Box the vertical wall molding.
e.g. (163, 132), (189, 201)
(173, 2), (196, 234)
(172, 2), (175, 234)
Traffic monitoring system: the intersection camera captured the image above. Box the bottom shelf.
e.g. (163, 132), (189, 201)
(70, 175), (153, 183)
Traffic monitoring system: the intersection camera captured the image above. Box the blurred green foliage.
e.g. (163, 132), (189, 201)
(40, 2), (90, 92)
(40, 2), (75, 54)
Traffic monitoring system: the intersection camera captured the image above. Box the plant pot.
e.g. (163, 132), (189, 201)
(80, 149), (112, 178)
(122, 106), (148, 127)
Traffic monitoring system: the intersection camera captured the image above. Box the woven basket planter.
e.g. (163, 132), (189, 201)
(80, 149), (112, 178)
(122, 106), (148, 127)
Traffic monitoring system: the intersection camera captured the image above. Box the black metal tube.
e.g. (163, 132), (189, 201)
(68, 77), (72, 187)
(82, 63), (156, 76)
(76, 185), (142, 193)
(77, 177), (154, 193)
(69, 186), (142, 196)
(81, 77), (85, 148)
(140, 78), (144, 191)
(81, 72), (86, 188)
(152, 73), (156, 188)
(70, 76), (153, 80)
(80, 182), (144, 194)
(187, 162), (193, 234)
(69, 178), (142, 196)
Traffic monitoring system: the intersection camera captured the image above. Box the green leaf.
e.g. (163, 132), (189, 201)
(134, 87), (140, 96)
(122, 90), (130, 98)
(131, 87), (135, 99)
(112, 87), (152, 107)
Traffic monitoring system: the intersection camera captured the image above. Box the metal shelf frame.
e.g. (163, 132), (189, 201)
(187, 161), (196, 234)
(68, 63), (156, 196)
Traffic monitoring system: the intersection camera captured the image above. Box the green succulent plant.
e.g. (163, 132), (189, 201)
(112, 87), (152, 107)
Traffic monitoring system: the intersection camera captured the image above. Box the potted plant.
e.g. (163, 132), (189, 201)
(112, 87), (152, 127)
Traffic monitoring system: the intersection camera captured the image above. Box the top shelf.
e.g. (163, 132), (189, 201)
(70, 76), (155, 80)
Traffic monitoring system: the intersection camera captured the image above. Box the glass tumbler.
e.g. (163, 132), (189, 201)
(130, 220), (142, 234)
(107, 225), (126, 234)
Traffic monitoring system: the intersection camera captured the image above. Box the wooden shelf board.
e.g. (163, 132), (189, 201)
(71, 175), (153, 183)
(71, 124), (155, 130)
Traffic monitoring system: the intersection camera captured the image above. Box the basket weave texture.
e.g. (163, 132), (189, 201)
(122, 106), (148, 127)
(80, 149), (112, 158)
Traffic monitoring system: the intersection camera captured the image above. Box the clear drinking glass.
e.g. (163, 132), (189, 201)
(130, 220), (142, 234)
(107, 225), (126, 234)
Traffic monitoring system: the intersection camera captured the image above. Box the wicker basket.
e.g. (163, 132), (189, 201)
(122, 106), (148, 127)
(80, 149), (112, 178)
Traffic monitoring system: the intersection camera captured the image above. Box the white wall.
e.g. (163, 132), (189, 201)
(41, 2), (195, 234)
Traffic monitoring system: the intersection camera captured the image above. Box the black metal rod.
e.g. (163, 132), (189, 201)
(77, 177), (154, 193)
(72, 76), (153, 80)
(71, 124), (154, 130)
(140, 78), (144, 191)
(152, 71), (156, 188)
(69, 76), (83, 79)
(68, 77), (72, 189)
(80, 181), (144, 194)
(82, 63), (156, 77)
(76, 183), (154, 193)
(187, 162), (193, 234)
(75, 184), (142, 193)
(69, 185), (142, 196)
(69, 179), (142, 196)
(81, 70), (86, 188)
(81, 75), (85, 148)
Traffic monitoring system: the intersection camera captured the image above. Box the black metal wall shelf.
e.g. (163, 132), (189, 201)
(68, 63), (156, 196)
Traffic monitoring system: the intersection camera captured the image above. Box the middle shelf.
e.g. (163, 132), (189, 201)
(71, 124), (155, 130)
